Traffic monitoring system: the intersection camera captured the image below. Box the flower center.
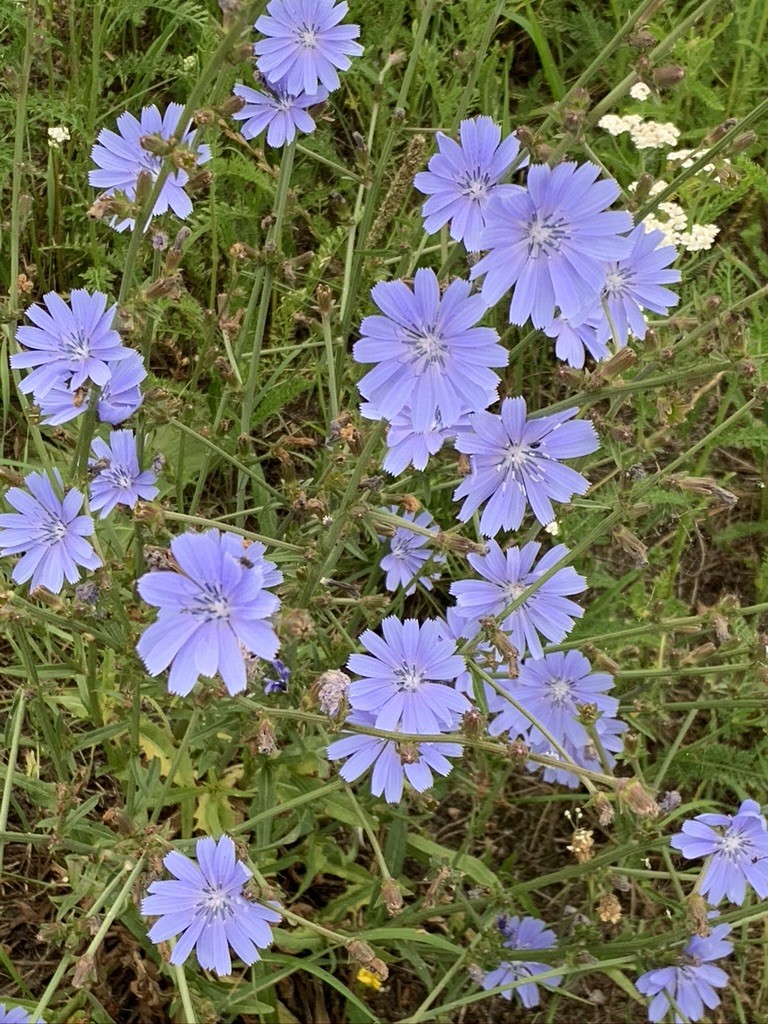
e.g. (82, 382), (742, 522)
(296, 24), (319, 49)
(459, 169), (491, 203)
(394, 663), (424, 693)
(193, 583), (232, 622)
(408, 325), (448, 367)
(525, 213), (568, 257)
(42, 514), (68, 546)
(391, 537), (414, 559)
(720, 829), (747, 856)
(503, 580), (526, 601)
(63, 331), (91, 362)
(197, 884), (234, 923)
(604, 267), (633, 296)
(548, 677), (572, 704)
(499, 442), (534, 475)
(103, 465), (135, 490)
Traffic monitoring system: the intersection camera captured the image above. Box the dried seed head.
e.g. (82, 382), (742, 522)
(615, 778), (660, 818)
(381, 878), (404, 916)
(598, 893), (622, 924)
(568, 827), (595, 863)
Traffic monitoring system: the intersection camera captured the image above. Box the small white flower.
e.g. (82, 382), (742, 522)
(598, 113), (644, 137)
(544, 521), (560, 536)
(627, 179), (669, 197)
(47, 125), (70, 148)
(181, 55), (197, 73)
(629, 82), (651, 101)
(678, 223), (719, 251)
(629, 119), (680, 150)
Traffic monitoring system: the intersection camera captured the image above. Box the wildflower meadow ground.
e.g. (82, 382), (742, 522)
(1, 1), (768, 1022)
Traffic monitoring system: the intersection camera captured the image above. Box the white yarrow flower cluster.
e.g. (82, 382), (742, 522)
(597, 113), (643, 137)
(629, 119), (681, 150)
(48, 126), (70, 148)
(598, 113), (680, 150)
(678, 223), (720, 251)
(629, 82), (652, 101)
(643, 201), (719, 252)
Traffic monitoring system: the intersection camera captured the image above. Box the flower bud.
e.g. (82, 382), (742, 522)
(140, 133), (175, 156)
(652, 64), (685, 89)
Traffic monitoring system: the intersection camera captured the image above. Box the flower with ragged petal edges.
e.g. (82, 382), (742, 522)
(379, 507), (445, 596)
(594, 224), (681, 345)
(481, 915), (562, 1008)
(413, 116), (526, 251)
(232, 75), (328, 147)
(89, 429), (159, 518)
(136, 529), (282, 696)
(360, 401), (472, 476)
(89, 103), (211, 232)
(12, 290), (129, 401)
(37, 350), (147, 427)
(450, 540), (587, 659)
(0, 470), (101, 594)
(670, 799), (768, 905)
(488, 650), (618, 749)
(142, 835), (281, 977)
(347, 616), (470, 734)
(453, 397), (599, 537)
(635, 923), (733, 1024)
(470, 161), (633, 328)
(254, 0), (363, 96)
(354, 268), (507, 433)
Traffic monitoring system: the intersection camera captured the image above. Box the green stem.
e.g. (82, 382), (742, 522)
(236, 139), (297, 518)
(299, 421), (387, 602)
(0, 689), (27, 878)
(173, 962), (198, 1024)
(321, 308), (339, 423)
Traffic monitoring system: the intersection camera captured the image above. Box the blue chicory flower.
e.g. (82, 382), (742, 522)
(0, 1005), (44, 1024)
(593, 224), (681, 346)
(488, 650), (618, 749)
(136, 529), (283, 696)
(37, 350), (147, 427)
(450, 540), (587, 659)
(413, 116), (525, 252)
(254, 0), (363, 96)
(481, 915), (562, 1008)
(360, 401), (472, 476)
(89, 103), (211, 232)
(354, 268), (507, 432)
(470, 161), (634, 327)
(89, 429), (159, 518)
(347, 616), (470, 734)
(11, 290), (130, 402)
(670, 799), (768, 905)
(263, 658), (291, 694)
(543, 313), (610, 369)
(142, 834), (281, 977)
(379, 507), (445, 596)
(635, 923), (733, 1024)
(453, 397), (599, 537)
(232, 75), (328, 146)
(0, 470), (101, 594)
(327, 709), (462, 803)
